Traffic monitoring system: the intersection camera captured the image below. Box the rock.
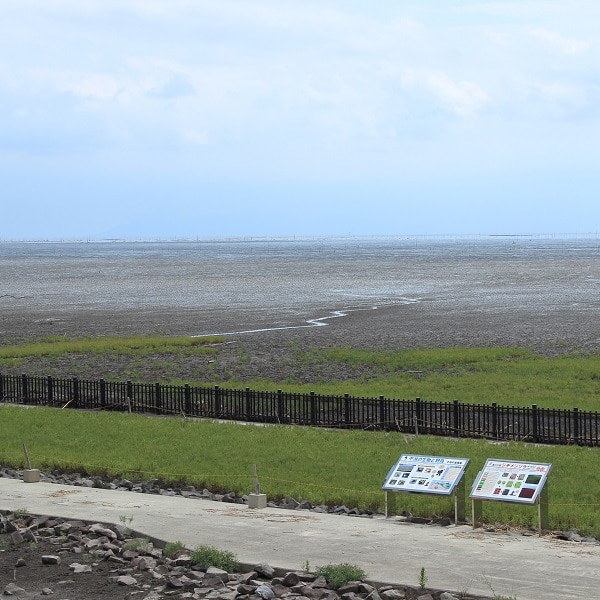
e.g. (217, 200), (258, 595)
(166, 575), (185, 588)
(282, 571), (301, 586)
(338, 581), (361, 593)
(89, 523), (118, 540)
(311, 575), (329, 588)
(439, 593), (459, 600)
(255, 584), (275, 599)
(206, 566), (229, 576)
(69, 562), (93, 573)
(116, 574), (138, 586)
(380, 589), (406, 600)
(41, 588), (54, 595)
(41, 555), (61, 565)
(237, 583), (257, 595)
(254, 562), (275, 578)
(10, 531), (24, 545)
(3, 582), (27, 596)
(14, 558), (26, 567)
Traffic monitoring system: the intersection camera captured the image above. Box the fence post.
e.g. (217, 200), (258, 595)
(415, 397), (422, 435)
(73, 377), (79, 408)
(277, 389), (284, 423)
(573, 407), (580, 445)
(492, 402), (498, 439)
(379, 396), (386, 430)
(310, 391), (316, 425)
(184, 384), (191, 416)
(126, 380), (133, 412)
(21, 374), (29, 404)
(47, 376), (53, 406)
(99, 379), (106, 408)
(0, 373), (3, 401)
(453, 400), (460, 437)
(155, 382), (162, 415)
(214, 385), (221, 416)
(245, 387), (252, 421)
(344, 393), (351, 427)
(532, 404), (538, 443)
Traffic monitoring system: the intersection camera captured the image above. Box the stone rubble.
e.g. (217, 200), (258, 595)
(0, 507), (490, 600)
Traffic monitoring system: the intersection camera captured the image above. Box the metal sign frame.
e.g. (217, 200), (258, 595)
(469, 459), (552, 531)
(382, 454), (470, 523)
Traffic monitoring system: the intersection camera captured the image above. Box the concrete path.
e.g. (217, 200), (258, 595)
(1, 478), (598, 599)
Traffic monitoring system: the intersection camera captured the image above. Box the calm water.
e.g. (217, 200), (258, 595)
(1, 235), (599, 330)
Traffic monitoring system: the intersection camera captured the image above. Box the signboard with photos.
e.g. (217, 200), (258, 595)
(470, 459), (552, 505)
(382, 454), (470, 496)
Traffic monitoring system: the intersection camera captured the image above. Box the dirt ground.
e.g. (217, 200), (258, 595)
(1, 301), (599, 384)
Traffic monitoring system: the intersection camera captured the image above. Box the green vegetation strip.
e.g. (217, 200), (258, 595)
(1, 405), (598, 538)
(0, 335), (224, 359)
(1, 337), (599, 409)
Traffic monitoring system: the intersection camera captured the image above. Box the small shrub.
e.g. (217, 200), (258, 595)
(418, 567), (428, 589)
(190, 545), (238, 572)
(163, 540), (186, 559)
(314, 563), (367, 589)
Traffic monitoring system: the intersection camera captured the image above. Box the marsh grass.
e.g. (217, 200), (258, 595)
(0, 335), (224, 360)
(1, 405), (598, 538)
(1, 337), (599, 410)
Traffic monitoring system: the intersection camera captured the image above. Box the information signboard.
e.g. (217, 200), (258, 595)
(382, 454), (469, 496)
(470, 459), (552, 505)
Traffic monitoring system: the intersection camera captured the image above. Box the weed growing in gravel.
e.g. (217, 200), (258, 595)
(163, 541), (186, 558)
(190, 545), (238, 571)
(418, 567), (428, 589)
(314, 563), (367, 589)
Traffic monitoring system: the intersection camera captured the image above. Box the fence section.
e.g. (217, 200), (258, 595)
(0, 373), (597, 446)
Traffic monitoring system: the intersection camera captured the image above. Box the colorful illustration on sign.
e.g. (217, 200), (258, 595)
(382, 454), (469, 496)
(470, 459), (552, 505)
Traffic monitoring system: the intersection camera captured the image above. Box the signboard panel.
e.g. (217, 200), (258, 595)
(470, 459), (552, 505)
(382, 454), (469, 496)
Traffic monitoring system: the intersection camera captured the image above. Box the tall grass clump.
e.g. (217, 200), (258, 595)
(190, 545), (238, 571)
(314, 563), (367, 588)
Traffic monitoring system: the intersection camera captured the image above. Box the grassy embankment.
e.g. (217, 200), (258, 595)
(0, 336), (599, 536)
(1, 406), (599, 537)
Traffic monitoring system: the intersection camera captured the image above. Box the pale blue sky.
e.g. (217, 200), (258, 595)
(1, 1), (599, 239)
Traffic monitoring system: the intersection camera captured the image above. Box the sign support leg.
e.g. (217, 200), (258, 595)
(472, 499), (483, 529)
(538, 484), (549, 533)
(454, 478), (466, 524)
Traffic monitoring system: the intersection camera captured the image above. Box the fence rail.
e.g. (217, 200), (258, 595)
(1, 373), (598, 446)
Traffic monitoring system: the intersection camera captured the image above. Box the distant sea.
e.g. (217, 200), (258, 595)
(1, 235), (599, 335)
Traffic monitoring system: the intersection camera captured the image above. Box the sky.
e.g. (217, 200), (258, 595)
(1, 0), (599, 239)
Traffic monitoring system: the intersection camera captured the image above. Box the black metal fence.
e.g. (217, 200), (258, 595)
(1, 373), (598, 446)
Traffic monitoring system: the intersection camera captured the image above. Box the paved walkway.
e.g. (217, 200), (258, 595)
(1, 478), (599, 599)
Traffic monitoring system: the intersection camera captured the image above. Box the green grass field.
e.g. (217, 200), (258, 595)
(1, 405), (598, 538)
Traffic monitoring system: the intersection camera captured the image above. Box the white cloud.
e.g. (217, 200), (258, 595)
(528, 27), (591, 56)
